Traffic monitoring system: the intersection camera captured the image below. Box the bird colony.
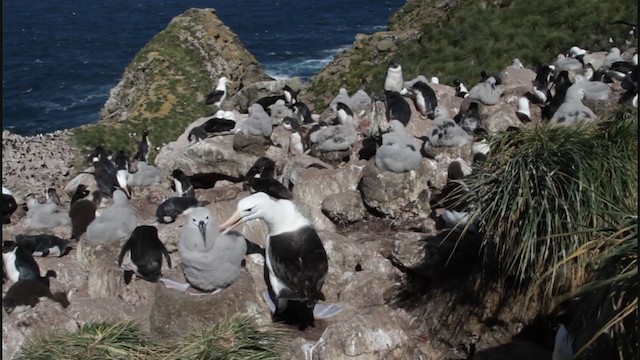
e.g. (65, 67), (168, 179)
(2, 42), (636, 343)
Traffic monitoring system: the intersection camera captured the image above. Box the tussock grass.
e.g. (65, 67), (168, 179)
(16, 315), (287, 360)
(571, 211), (637, 358)
(164, 314), (288, 360)
(16, 321), (162, 360)
(446, 107), (637, 357)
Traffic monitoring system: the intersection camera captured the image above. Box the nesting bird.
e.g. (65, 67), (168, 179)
(374, 120), (422, 173)
(349, 89), (372, 114)
(572, 74), (611, 101)
(126, 161), (163, 188)
(243, 103), (274, 137)
(554, 54), (583, 72)
(602, 47), (624, 69)
(549, 85), (597, 125)
(86, 190), (138, 245)
(428, 106), (472, 147)
(219, 192), (338, 330)
(268, 99), (294, 121)
(467, 77), (501, 105)
(26, 195), (70, 229)
(309, 104), (357, 154)
(329, 88), (354, 112)
(175, 207), (247, 293)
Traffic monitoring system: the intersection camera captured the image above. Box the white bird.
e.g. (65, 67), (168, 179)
(511, 58), (524, 68)
(602, 47), (624, 69)
(167, 207), (247, 294)
(384, 60), (404, 93)
(206, 76), (231, 107)
(218, 192), (341, 330)
(268, 99), (294, 122)
(516, 97), (531, 122)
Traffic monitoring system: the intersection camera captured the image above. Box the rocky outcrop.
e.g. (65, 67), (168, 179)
(100, 8), (270, 124)
(2, 130), (80, 205)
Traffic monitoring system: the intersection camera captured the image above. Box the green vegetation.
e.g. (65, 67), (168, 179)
(72, 17), (214, 163)
(447, 107), (638, 357)
(17, 315), (287, 360)
(16, 321), (161, 360)
(163, 314), (287, 360)
(305, 0), (637, 110)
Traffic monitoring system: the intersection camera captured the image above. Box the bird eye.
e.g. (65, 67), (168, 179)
(192, 218), (196, 222)
(206, 216), (209, 220)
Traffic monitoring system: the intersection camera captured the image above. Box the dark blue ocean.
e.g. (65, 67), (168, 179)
(2, 0), (404, 136)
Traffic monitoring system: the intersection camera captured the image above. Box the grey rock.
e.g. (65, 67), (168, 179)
(321, 190), (366, 225)
(149, 267), (258, 340)
(229, 77), (302, 113)
(292, 162), (365, 231)
(311, 307), (411, 358)
(360, 160), (432, 220)
(2, 297), (77, 360)
(376, 38), (395, 52)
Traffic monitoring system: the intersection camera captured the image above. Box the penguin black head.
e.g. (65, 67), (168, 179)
(282, 117), (300, 131)
(171, 169), (187, 180)
(336, 102), (354, 117)
(2, 240), (17, 253)
(3, 297), (17, 314)
(46, 188), (63, 207)
(142, 129), (150, 137)
(453, 79), (462, 87)
(447, 161), (466, 181)
(388, 60), (401, 69)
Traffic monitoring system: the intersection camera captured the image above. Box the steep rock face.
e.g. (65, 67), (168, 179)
(100, 8), (270, 124)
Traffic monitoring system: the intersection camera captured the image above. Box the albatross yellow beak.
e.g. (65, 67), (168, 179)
(218, 210), (243, 235)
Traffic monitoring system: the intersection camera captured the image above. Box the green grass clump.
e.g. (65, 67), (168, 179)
(16, 321), (161, 360)
(446, 107), (637, 356)
(571, 211), (637, 358)
(16, 315), (287, 360)
(456, 109), (637, 296)
(164, 314), (287, 360)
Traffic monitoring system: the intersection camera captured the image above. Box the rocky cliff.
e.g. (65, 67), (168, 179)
(73, 8), (272, 162)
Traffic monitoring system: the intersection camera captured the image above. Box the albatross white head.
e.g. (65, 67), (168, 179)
(218, 192), (309, 236)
